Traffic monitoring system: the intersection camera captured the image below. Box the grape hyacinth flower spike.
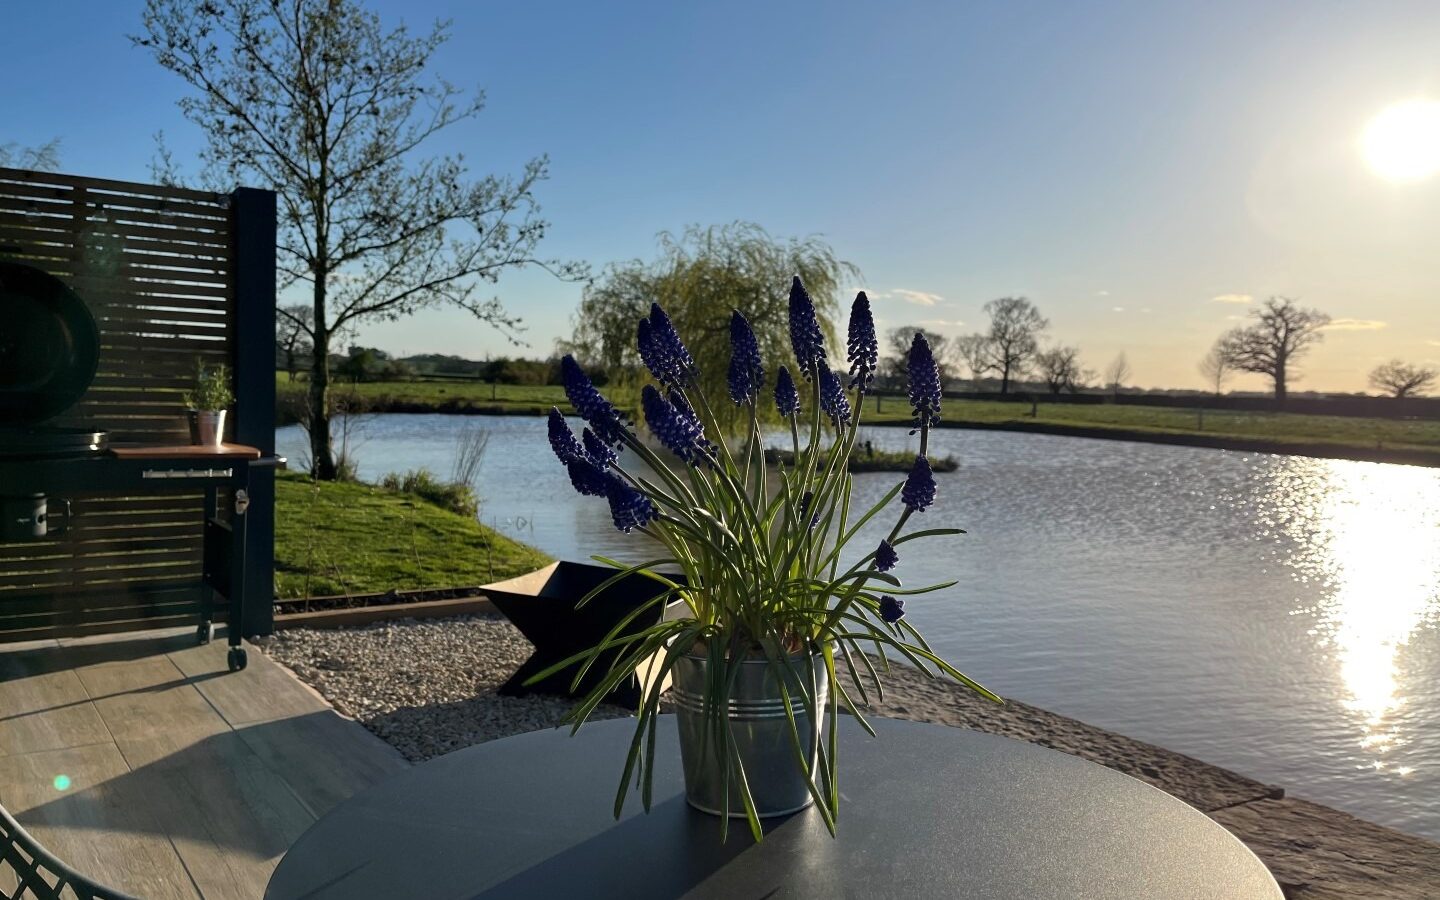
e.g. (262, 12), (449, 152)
(561, 355), (629, 447)
(642, 385), (710, 466)
(847, 291), (879, 391)
(643, 303), (696, 390)
(605, 477), (659, 533)
(874, 539), (899, 572)
(774, 365), (800, 418)
(879, 595), (906, 624)
(787, 275), (828, 378)
(566, 457), (610, 497)
(582, 428), (617, 466)
(907, 332), (943, 434)
(819, 368), (851, 429)
(727, 310), (764, 405)
(547, 407), (586, 465)
(902, 455), (937, 512)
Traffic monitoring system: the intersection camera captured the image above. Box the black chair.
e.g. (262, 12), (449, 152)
(0, 803), (136, 900)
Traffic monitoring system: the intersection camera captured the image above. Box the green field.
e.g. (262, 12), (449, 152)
(273, 470), (551, 598)
(277, 375), (1440, 458)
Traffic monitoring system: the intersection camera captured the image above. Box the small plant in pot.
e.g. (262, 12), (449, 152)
(184, 360), (234, 447)
(537, 277), (999, 841)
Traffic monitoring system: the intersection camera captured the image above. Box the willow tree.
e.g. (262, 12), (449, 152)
(134, 0), (581, 479)
(563, 223), (857, 432)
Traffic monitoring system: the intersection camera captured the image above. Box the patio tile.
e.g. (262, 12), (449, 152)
(167, 639), (330, 726)
(0, 743), (201, 900)
(76, 655), (230, 752)
(0, 649), (110, 757)
(118, 729), (317, 900)
(236, 711), (409, 819)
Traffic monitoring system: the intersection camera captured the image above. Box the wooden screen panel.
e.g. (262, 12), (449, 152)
(0, 167), (234, 444)
(0, 168), (237, 640)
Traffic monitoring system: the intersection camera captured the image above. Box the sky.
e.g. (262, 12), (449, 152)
(4, 0), (1440, 392)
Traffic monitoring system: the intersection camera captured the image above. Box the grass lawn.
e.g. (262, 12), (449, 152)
(273, 470), (551, 598)
(862, 396), (1440, 453)
(276, 374), (1440, 457)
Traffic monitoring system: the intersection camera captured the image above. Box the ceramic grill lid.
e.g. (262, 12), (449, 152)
(0, 260), (100, 425)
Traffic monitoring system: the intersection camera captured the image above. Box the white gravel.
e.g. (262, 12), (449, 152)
(253, 614), (631, 762)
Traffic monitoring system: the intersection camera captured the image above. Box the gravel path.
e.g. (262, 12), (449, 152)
(254, 614), (630, 762)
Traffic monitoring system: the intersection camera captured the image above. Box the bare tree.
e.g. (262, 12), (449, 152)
(134, 0), (583, 479)
(980, 297), (1047, 394)
(1214, 297), (1329, 404)
(1369, 359), (1437, 398)
(950, 334), (994, 388)
(1035, 345), (1083, 395)
(1104, 351), (1131, 395)
(1198, 342), (1232, 396)
(0, 139), (61, 171)
(276, 303), (313, 381)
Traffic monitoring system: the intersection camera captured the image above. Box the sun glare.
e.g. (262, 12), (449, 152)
(1361, 99), (1440, 182)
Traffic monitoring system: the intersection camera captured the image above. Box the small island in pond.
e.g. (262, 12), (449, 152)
(765, 443), (959, 473)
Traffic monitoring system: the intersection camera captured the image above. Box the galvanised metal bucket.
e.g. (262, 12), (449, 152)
(188, 410), (226, 447)
(672, 651), (829, 818)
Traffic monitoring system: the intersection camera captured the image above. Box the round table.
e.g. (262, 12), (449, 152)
(267, 716), (1281, 899)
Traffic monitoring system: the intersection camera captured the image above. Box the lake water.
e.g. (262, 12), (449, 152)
(276, 414), (1440, 840)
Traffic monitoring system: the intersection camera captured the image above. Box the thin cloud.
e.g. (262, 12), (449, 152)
(1211, 294), (1253, 304)
(918, 318), (965, 328)
(1427, 339), (1440, 347)
(890, 288), (944, 307)
(1111, 306), (1125, 313)
(1095, 290), (1110, 297)
(1324, 318), (1388, 331)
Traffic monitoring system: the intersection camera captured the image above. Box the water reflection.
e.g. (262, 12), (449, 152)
(1273, 460), (1440, 770)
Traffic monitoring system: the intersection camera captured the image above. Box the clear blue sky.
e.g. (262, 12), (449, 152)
(5, 1), (1440, 391)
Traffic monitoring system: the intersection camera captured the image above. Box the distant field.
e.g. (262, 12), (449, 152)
(275, 374), (1440, 459)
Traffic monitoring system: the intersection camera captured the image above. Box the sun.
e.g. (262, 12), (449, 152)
(1361, 99), (1440, 182)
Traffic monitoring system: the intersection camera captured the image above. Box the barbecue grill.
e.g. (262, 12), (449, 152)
(1, 170), (279, 657)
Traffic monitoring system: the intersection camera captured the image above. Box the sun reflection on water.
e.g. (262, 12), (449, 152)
(1272, 459), (1440, 769)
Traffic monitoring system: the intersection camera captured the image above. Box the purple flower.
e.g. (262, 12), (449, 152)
(847, 292), (878, 391)
(561, 356), (629, 447)
(901, 455), (936, 512)
(639, 303), (696, 390)
(642, 385), (711, 466)
(547, 407), (586, 465)
(788, 275), (828, 378)
(566, 456), (610, 497)
(727, 310), (764, 405)
(907, 332), (942, 433)
(874, 539), (899, 572)
(774, 365), (800, 418)
(798, 490), (820, 531)
(819, 368), (851, 428)
(878, 595), (906, 624)
(606, 477), (659, 533)
(582, 428), (616, 466)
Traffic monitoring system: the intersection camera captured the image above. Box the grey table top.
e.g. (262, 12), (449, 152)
(266, 716), (1281, 900)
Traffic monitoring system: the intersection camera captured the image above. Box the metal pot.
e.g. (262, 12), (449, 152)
(671, 650), (829, 818)
(0, 494), (67, 542)
(188, 409), (227, 447)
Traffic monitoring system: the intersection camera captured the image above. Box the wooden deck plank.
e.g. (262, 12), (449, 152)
(0, 649), (111, 757)
(0, 743), (200, 899)
(236, 712), (409, 820)
(167, 641), (330, 727)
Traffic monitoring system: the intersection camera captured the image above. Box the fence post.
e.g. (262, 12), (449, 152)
(231, 187), (277, 637)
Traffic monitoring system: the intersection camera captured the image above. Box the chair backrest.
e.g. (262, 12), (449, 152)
(0, 804), (137, 900)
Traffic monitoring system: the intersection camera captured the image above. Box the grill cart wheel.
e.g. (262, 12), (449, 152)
(228, 647), (248, 672)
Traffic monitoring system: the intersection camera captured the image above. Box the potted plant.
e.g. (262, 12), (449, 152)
(184, 360), (234, 447)
(539, 276), (999, 841)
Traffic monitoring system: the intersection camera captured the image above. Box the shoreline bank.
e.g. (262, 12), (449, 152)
(259, 614), (1440, 898)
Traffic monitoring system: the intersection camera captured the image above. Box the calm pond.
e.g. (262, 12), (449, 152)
(277, 414), (1440, 840)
